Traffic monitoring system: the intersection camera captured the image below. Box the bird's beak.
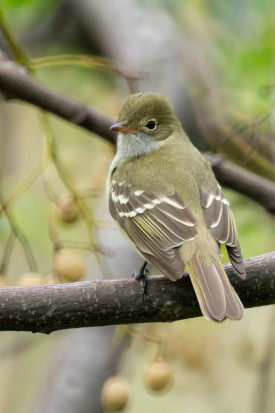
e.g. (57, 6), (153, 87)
(110, 122), (138, 134)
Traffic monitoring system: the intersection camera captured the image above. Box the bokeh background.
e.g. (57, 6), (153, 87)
(0, 0), (275, 412)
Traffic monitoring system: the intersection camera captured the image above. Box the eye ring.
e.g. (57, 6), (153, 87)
(146, 120), (157, 130)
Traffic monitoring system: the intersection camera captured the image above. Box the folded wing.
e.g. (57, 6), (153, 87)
(109, 179), (198, 280)
(200, 185), (246, 279)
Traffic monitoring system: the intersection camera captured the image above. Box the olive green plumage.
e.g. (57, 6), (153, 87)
(108, 92), (246, 322)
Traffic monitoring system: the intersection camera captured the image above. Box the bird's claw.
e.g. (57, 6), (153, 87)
(132, 266), (149, 301)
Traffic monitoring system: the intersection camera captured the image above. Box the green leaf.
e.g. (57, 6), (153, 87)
(2, 0), (36, 6)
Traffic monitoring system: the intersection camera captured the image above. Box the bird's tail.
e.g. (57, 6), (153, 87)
(187, 252), (244, 321)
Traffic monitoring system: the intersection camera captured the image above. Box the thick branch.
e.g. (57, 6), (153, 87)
(0, 252), (274, 334)
(1, 62), (275, 213)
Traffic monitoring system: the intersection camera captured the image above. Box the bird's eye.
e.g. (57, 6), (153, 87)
(146, 120), (156, 130)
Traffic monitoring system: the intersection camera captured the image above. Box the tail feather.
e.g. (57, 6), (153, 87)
(217, 264), (243, 320)
(188, 256), (244, 321)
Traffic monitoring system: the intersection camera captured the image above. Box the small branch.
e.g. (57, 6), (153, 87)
(206, 153), (275, 215)
(0, 231), (15, 274)
(0, 10), (29, 67)
(0, 252), (274, 334)
(0, 190), (38, 272)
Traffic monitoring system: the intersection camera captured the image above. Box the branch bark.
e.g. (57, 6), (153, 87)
(1, 61), (275, 213)
(0, 252), (274, 334)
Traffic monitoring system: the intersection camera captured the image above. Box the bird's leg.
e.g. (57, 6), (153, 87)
(132, 261), (149, 300)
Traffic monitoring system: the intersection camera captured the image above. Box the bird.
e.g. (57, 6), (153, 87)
(107, 92), (246, 321)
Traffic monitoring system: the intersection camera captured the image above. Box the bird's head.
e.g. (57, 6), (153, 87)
(110, 93), (179, 144)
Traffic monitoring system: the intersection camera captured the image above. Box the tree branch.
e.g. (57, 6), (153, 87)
(0, 252), (274, 334)
(1, 60), (275, 214)
(0, 60), (114, 143)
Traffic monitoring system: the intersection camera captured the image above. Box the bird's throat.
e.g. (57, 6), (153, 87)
(115, 132), (164, 161)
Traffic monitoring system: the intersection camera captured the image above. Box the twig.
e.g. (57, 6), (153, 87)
(0, 231), (15, 274)
(0, 161), (44, 215)
(0, 191), (37, 272)
(30, 54), (148, 82)
(0, 252), (273, 334)
(0, 10), (29, 67)
(41, 113), (97, 246)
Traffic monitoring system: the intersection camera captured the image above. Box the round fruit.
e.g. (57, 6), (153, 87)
(17, 272), (42, 286)
(54, 249), (85, 282)
(56, 194), (79, 224)
(145, 358), (173, 391)
(101, 376), (130, 411)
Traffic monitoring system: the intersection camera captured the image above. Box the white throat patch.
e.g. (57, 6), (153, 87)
(112, 132), (164, 166)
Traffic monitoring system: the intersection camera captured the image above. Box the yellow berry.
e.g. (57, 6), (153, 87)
(101, 376), (130, 411)
(54, 249), (85, 282)
(56, 194), (79, 224)
(17, 272), (43, 286)
(0, 275), (9, 286)
(145, 358), (173, 392)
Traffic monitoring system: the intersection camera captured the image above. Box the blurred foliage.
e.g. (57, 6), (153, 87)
(155, 0), (275, 115)
(1, 0), (60, 30)
(224, 190), (275, 258)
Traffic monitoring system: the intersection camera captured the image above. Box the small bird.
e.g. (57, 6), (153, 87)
(108, 92), (246, 321)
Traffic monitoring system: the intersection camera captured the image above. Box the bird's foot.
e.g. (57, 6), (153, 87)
(132, 262), (149, 301)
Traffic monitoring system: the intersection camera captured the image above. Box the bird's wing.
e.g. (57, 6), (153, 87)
(109, 179), (198, 280)
(199, 185), (246, 279)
